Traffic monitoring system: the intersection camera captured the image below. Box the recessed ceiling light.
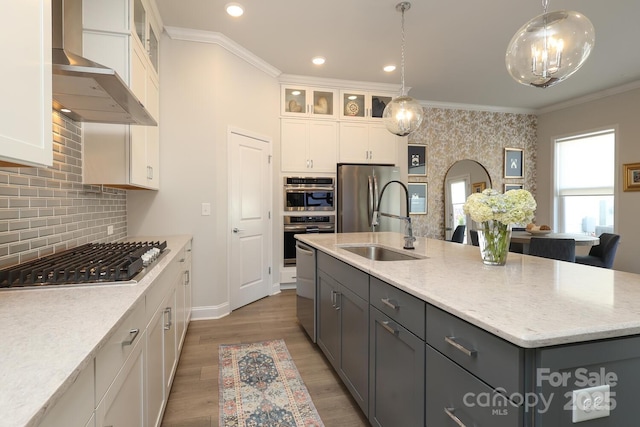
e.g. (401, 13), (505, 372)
(383, 65), (396, 72)
(226, 3), (244, 17)
(312, 56), (326, 65)
(60, 108), (71, 113)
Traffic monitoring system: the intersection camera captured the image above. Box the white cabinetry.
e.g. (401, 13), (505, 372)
(281, 86), (338, 119)
(95, 330), (145, 427)
(339, 90), (394, 121)
(82, 0), (160, 189)
(0, 0), (52, 167)
(38, 361), (95, 427)
(36, 239), (193, 427)
(339, 122), (400, 165)
(281, 119), (337, 173)
(146, 251), (183, 427)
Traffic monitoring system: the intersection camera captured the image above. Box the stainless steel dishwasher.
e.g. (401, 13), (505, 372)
(295, 240), (317, 342)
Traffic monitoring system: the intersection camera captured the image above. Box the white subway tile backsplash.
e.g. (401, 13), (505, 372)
(0, 112), (127, 267)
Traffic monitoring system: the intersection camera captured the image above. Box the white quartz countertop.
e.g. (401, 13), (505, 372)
(0, 235), (192, 427)
(297, 232), (640, 349)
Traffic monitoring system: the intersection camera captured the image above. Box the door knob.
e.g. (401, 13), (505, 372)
(232, 228), (244, 233)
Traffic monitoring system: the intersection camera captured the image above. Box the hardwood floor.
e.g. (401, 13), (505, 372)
(160, 289), (369, 427)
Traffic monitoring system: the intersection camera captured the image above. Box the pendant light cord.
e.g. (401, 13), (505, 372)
(400, 4), (407, 96)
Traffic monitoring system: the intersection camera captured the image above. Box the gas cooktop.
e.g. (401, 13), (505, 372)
(0, 241), (167, 289)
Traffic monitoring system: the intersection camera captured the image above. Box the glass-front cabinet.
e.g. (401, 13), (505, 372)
(132, 0), (159, 75)
(340, 90), (395, 121)
(281, 86), (338, 119)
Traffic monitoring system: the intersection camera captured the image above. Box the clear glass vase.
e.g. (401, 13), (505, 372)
(478, 220), (512, 266)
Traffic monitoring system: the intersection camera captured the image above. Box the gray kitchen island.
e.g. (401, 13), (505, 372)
(296, 231), (640, 427)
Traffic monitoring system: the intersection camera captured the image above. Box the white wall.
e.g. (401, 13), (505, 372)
(127, 33), (280, 318)
(536, 87), (640, 273)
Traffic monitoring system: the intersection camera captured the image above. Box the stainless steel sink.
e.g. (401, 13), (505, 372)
(338, 244), (425, 261)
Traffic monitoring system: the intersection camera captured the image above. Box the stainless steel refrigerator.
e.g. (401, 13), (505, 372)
(337, 163), (405, 233)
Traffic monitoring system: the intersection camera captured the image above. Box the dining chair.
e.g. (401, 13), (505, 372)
(469, 229), (479, 246)
(509, 227), (526, 253)
(450, 225), (466, 244)
(575, 233), (620, 269)
(528, 237), (576, 262)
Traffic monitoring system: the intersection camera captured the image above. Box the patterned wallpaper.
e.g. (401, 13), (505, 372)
(408, 108), (537, 239)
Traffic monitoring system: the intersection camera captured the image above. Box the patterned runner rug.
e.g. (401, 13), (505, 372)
(219, 339), (324, 427)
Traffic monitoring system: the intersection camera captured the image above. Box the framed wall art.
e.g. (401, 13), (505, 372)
(504, 184), (524, 192)
(408, 144), (427, 176)
(623, 162), (640, 192)
(408, 183), (427, 214)
(472, 182), (486, 193)
(504, 148), (524, 178)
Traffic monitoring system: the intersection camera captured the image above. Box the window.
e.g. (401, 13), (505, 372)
(555, 130), (615, 235)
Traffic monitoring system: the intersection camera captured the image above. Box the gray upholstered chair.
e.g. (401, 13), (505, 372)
(469, 229), (479, 246)
(575, 233), (620, 269)
(509, 227), (526, 253)
(528, 237), (576, 262)
(450, 225), (466, 244)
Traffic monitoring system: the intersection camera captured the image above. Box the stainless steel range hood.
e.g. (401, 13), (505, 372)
(51, 0), (157, 126)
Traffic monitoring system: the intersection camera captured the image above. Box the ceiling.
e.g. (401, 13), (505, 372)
(154, 0), (640, 112)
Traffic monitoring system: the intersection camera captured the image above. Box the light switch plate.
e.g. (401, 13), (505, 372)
(201, 202), (211, 216)
(572, 384), (610, 422)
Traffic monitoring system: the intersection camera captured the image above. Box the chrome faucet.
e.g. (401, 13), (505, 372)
(371, 180), (416, 250)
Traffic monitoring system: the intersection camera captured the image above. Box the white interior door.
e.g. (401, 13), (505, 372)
(444, 174), (470, 241)
(228, 129), (272, 310)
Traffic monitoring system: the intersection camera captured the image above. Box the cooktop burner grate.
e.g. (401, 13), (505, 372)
(0, 241), (167, 289)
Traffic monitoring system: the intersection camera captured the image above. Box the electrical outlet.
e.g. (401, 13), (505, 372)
(201, 202), (211, 216)
(572, 385), (610, 422)
(107, 225), (114, 235)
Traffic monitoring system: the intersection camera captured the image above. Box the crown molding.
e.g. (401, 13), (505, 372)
(278, 73), (403, 93)
(535, 80), (640, 115)
(418, 99), (536, 115)
(164, 26), (282, 78)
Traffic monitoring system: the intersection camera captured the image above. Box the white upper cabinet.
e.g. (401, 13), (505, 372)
(281, 86), (338, 119)
(281, 119), (337, 173)
(0, 0), (52, 167)
(339, 122), (400, 165)
(339, 90), (395, 122)
(82, 0), (160, 189)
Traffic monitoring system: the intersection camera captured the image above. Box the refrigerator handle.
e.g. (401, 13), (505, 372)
(368, 175), (375, 227)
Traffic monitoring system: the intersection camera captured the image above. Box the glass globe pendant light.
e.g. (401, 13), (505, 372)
(505, 0), (595, 88)
(383, 2), (424, 136)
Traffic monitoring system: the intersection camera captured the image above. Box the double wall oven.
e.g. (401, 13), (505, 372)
(283, 177), (335, 267)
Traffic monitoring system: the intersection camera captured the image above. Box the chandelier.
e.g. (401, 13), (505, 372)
(505, 0), (595, 88)
(382, 2), (424, 136)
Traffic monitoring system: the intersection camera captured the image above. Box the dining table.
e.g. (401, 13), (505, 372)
(510, 230), (600, 254)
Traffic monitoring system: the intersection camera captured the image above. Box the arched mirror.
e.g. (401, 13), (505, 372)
(444, 160), (491, 243)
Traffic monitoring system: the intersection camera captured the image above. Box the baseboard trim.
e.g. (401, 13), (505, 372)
(190, 302), (231, 320)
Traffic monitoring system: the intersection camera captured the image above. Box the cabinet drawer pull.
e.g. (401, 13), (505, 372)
(381, 297), (399, 310)
(381, 320), (398, 336)
(122, 328), (140, 346)
(164, 307), (172, 330)
(445, 336), (477, 357)
(444, 407), (467, 427)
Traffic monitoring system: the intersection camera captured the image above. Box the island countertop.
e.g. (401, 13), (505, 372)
(0, 235), (192, 427)
(296, 232), (640, 349)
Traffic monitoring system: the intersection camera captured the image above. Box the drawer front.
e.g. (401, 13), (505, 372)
(317, 251), (368, 300)
(96, 300), (145, 401)
(146, 255), (181, 323)
(370, 277), (425, 339)
(426, 304), (523, 396)
(426, 345), (522, 427)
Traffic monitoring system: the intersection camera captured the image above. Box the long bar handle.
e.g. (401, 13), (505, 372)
(381, 320), (398, 336)
(164, 307), (172, 330)
(122, 328), (140, 347)
(444, 407), (467, 427)
(381, 297), (399, 310)
(445, 336), (477, 357)
(296, 242), (314, 256)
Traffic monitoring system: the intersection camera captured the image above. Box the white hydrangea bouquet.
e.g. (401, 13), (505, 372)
(463, 188), (537, 265)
